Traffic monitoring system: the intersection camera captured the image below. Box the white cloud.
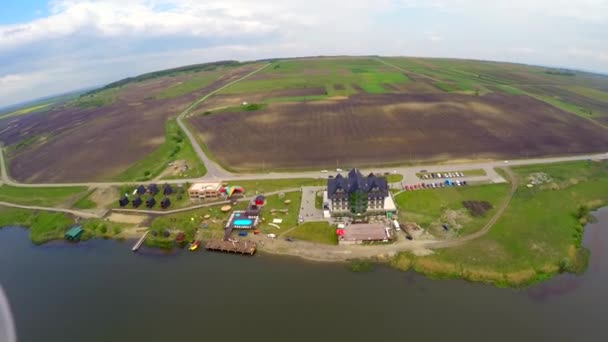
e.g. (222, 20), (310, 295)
(0, 0), (607, 107)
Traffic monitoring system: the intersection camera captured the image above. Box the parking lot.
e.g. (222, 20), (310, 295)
(298, 186), (325, 223)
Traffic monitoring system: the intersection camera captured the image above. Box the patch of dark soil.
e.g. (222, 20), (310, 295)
(463, 201), (493, 217)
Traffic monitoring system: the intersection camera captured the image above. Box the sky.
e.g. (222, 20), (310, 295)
(1, 0), (607, 108)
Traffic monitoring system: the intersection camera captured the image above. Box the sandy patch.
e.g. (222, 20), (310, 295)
(107, 213), (148, 225)
(90, 187), (119, 208)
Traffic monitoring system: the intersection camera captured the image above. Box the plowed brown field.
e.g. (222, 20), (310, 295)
(1, 64), (262, 182)
(190, 93), (608, 171)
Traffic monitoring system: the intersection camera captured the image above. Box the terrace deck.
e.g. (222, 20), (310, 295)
(205, 239), (257, 255)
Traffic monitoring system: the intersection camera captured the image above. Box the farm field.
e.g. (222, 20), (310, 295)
(190, 92), (608, 171)
(2, 56), (608, 182)
(1, 61), (263, 182)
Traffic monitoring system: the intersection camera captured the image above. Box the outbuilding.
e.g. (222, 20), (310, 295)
(65, 226), (84, 241)
(148, 184), (159, 195)
(118, 196), (129, 207)
(132, 196), (143, 208)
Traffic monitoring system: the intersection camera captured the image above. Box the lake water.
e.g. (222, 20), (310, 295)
(1, 208), (607, 342)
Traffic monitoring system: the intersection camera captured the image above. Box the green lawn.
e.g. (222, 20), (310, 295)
(386, 174), (404, 182)
(0, 185), (88, 207)
(155, 70), (223, 99)
(394, 183), (510, 236)
(73, 190), (96, 209)
(393, 160), (608, 287)
(113, 119), (206, 182)
(226, 178), (325, 195)
(257, 191), (302, 234)
(218, 58), (409, 98)
(286, 221), (337, 245)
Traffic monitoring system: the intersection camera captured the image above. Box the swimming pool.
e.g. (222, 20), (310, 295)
(234, 219), (253, 226)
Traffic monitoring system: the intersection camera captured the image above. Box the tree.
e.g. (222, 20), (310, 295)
(349, 190), (368, 215)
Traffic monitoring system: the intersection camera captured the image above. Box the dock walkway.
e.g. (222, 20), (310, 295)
(205, 239), (257, 255)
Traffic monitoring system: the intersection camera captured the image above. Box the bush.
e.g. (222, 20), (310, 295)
(348, 260), (374, 272)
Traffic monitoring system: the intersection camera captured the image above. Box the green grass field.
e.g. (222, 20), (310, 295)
(113, 119), (206, 182)
(394, 183), (510, 236)
(218, 58), (409, 98)
(0, 185), (88, 207)
(286, 221), (337, 245)
(73, 190), (97, 209)
(72, 87), (119, 108)
(0, 103), (51, 120)
(155, 70), (223, 99)
(228, 178), (325, 195)
(393, 160), (608, 287)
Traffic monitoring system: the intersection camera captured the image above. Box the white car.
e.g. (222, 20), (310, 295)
(392, 170), (397, 174)
(504, 160), (509, 164)
(320, 170), (328, 173)
(336, 168), (343, 172)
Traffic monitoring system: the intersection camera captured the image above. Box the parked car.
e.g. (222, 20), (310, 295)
(320, 170), (328, 173)
(336, 168), (343, 172)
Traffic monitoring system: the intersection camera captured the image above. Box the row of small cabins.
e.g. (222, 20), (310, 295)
(119, 183), (175, 209)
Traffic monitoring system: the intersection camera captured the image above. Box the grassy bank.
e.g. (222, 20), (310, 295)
(392, 160), (608, 287)
(0, 207), (128, 244)
(113, 119), (206, 182)
(0, 185), (89, 207)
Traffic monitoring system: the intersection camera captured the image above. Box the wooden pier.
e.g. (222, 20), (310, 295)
(205, 239), (257, 255)
(132, 231), (149, 252)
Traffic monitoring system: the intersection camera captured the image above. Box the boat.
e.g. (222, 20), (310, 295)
(189, 240), (201, 251)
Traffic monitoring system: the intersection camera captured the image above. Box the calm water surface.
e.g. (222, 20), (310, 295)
(1, 208), (607, 342)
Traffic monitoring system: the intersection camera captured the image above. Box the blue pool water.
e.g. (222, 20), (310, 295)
(234, 219), (252, 226)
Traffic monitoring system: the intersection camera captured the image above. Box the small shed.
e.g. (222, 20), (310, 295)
(254, 195), (266, 206)
(118, 196), (129, 207)
(148, 184), (159, 195)
(163, 184), (173, 195)
(136, 185), (146, 195)
(161, 197), (171, 209)
(146, 197), (156, 208)
(65, 226), (84, 241)
(132, 196), (143, 208)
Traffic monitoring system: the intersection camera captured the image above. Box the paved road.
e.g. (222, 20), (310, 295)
(176, 63), (271, 180)
(2, 142), (607, 188)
